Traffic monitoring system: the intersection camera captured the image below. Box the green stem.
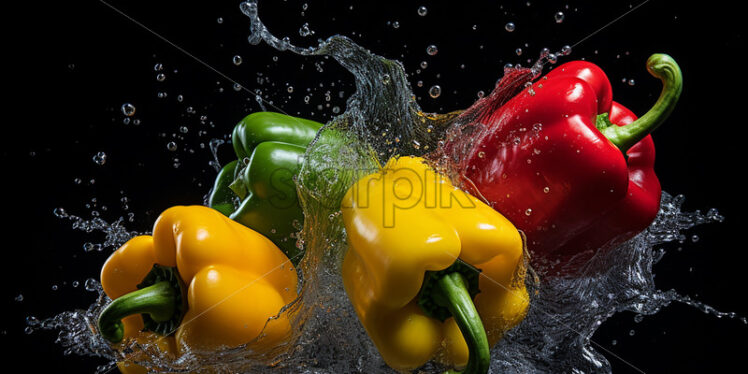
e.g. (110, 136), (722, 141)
(435, 273), (490, 374)
(97, 281), (177, 343)
(601, 53), (683, 153)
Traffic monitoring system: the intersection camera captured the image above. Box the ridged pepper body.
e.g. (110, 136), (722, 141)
(98, 205), (298, 372)
(341, 156), (528, 371)
(451, 54), (681, 270)
(210, 112), (326, 262)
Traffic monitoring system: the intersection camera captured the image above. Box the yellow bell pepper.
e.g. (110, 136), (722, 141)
(97, 205), (298, 372)
(341, 156), (529, 373)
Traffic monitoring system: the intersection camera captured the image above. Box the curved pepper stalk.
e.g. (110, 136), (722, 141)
(98, 265), (186, 343)
(341, 156), (528, 372)
(419, 262), (490, 374)
(600, 53), (683, 153)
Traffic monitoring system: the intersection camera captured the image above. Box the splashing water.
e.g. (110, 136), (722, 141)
(31, 1), (743, 373)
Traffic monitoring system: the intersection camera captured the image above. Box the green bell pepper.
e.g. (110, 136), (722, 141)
(209, 112), (325, 263)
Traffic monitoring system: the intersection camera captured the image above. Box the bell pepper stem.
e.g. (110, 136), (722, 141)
(97, 281), (177, 343)
(436, 272), (490, 374)
(601, 53), (682, 153)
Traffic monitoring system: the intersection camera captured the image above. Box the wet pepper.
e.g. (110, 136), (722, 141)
(97, 205), (298, 369)
(210, 112), (326, 263)
(341, 156), (528, 373)
(453, 54), (682, 268)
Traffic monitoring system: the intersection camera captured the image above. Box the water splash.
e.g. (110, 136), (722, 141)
(32, 1), (743, 373)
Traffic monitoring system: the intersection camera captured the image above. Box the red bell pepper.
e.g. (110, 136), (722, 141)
(449, 54), (682, 272)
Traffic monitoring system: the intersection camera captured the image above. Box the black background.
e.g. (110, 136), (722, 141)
(3, 1), (746, 373)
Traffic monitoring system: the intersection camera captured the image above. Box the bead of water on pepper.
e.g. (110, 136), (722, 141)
(233, 55), (243, 66)
(417, 6), (427, 16)
(505, 22), (516, 32)
(156, 73), (166, 82)
(426, 45), (438, 56)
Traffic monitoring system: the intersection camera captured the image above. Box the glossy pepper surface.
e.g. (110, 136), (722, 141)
(451, 54), (682, 269)
(341, 156), (528, 373)
(97, 205), (298, 370)
(210, 112), (326, 263)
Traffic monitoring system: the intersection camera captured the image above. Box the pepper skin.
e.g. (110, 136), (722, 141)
(341, 156), (528, 373)
(452, 54), (682, 270)
(97, 205), (298, 372)
(210, 112), (325, 263)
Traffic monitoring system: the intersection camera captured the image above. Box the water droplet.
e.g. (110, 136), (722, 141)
(382, 74), (391, 84)
(15, 294), (23, 302)
(233, 83), (242, 91)
(417, 6), (427, 16)
(543, 187), (550, 193)
(121, 103), (136, 117)
(179, 126), (188, 134)
(167, 141), (178, 151)
(26, 316), (39, 326)
(477, 151), (486, 158)
(629, 329), (636, 336)
(216, 17), (223, 24)
(547, 53), (558, 64)
(420, 61), (428, 69)
(428, 85), (441, 98)
(505, 22), (516, 32)
(51, 285), (58, 291)
(560, 45), (572, 56)
(392, 21), (400, 29)
(477, 90), (485, 98)
(426, 45), (438, 56)
(691, 234), (700, 242)
(156, 73), (166, 82)
(92, 152), (106, 166)
(555, 11), (565, 23)
(515, 48), (523, 56)
(84, 278), (98, 292)
(634, 314), (644, 323)
(299, 23), (314, 37)
(154, 63), (163, 71)
(233, 55), (243, 66)
(525, 208), (533, 216)
(53, 207), (68, 218)
(628, 79), (636, 86)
